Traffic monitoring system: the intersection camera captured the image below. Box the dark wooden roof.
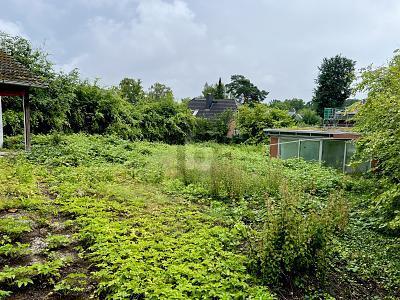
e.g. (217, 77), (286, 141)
(188, 98), (239, 119)
(0, 50), (45, 88)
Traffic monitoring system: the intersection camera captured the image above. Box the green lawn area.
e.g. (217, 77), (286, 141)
(0, 134), (399, 299)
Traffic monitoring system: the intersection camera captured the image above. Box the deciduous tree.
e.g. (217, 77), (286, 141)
(148, 82), (173, 101)
(312, 55), (356, 116)
(119, 78), (144, 104)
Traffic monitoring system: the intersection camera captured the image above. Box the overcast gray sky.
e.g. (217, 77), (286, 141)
(1, 0), (399, 101)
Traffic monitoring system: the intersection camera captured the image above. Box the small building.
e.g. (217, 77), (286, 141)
(188, 94), (239, 119)
(0, 50), (45, 150)
(265, 128), (370, 173)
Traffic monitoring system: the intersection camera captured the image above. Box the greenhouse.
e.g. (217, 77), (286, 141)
(265, 128), (370, 173)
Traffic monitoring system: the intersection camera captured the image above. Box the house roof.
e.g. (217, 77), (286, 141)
(264, 128), (360, 140)
(188, 98), (239, 119)
(0, 50), (45, 88)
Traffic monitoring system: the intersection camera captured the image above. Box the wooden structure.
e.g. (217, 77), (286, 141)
(0, 51), (45, 150)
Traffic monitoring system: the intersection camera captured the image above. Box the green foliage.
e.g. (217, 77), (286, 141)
(202, 78), (226, 99)
(0, 259), (65, 288)
(0, 217), (31, 239)
(269, 98), (306, 111)
(0, 241), (30, 258)
(165, 145), (349, 291)
(248, 189), (348, 285)
(201, 82), (216, 98)
(354, 50), (400, 234)
(0, 31), (53, 78)
(312, 55), (356, 116)
(236, 104), (294, 144)
(147, 82), (174, 101)
(0, 290), (12, 299)
(53, 273), (88, 295)
(119, 77), (145, 104)
(215, 77), (225, 99)
(226, 75), (269, 105)
(0, 32), (195, 144)
(331, 213), (400, 291)
(193, 110), (235, 142)
(134, 98), (195, 144)
(45, 234), (71, 250)
(1, 134), (399, 298)
(298, 108), (321, 125)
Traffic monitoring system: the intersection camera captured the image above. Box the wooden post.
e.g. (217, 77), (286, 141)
(22, 91), (31, 151)
(0, 96), (3, 149)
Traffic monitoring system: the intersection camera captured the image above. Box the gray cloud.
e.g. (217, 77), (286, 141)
(1, 0), (400, 101)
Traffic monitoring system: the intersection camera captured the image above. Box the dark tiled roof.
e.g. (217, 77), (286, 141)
(188, 98), (239, 119)
(0, 50), (45, 87)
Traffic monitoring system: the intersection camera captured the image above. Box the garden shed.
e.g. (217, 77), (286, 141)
(265, 128), (370, 173)
(0, 50), (45, 150)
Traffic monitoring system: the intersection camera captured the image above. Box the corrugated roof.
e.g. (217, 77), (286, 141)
(0, 50), (45, 87)
(188, 98), (239, 119)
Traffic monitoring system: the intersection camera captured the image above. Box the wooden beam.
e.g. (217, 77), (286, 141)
(0, 91), (26, 97)
(22, 91), (31, 151)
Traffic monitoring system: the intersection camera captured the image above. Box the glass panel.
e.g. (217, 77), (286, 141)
(322, 140), (345, 170)
(279, 138), (299, 159)
(345, 142), (370, 173)
(299, 140), (320, 161)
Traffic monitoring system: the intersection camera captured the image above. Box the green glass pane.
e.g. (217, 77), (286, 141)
(322, 140), (345, 170)
(279, 138), (299, 159)
(299, 140), (320, 161)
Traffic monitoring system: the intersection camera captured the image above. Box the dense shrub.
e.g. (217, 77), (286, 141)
(0, 32), (194, 144)
(298, 108), (321, 125)
(247, 187), (348, 286)
(135, 98), (195, 144)
(355, 50), (400, 234)
(193, 110), (235, 143)
(236, 104), (294, 144)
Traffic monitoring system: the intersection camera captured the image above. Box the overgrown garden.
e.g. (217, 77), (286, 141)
(1, 32), (400, 299)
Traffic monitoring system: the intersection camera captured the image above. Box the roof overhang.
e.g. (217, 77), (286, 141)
(0, 79), (47, 88)
(264, 128), (360, 140)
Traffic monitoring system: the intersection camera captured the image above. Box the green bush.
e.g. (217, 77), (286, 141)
(193, 110), (235, 143)
(298, 108), (321, 125)
(355, 50), (400, 234)
(247, 187), (348, 286)
(236, 104), (294, 144)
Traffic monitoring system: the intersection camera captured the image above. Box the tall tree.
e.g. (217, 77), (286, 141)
(215, 77), (225, 99)
(119, 78), (144, 104)
(226, 75), (268, 105)
(312, 55), (356, 116)
(147, 82), (173, 101)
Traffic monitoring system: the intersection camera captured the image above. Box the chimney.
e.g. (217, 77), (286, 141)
(206, 93), (213, 109)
